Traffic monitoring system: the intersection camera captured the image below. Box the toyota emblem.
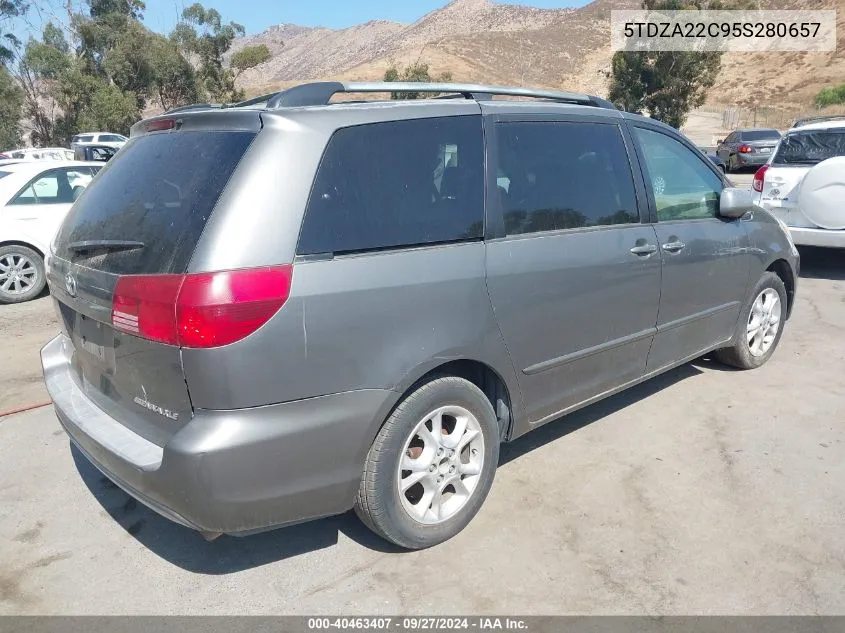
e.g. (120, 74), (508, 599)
(65, 272), (77, 297)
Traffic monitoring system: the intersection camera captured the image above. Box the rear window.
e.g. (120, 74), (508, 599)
(742, 130), (780, 141)
(773, 130), (845, 165)
(297, 116), (484, 256)
(54, 130), (255, 274)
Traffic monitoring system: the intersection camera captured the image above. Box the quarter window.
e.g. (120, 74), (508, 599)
(494, 121), (639, 236)
(297, 116), (484, 256)
(633, 127), (723, 221)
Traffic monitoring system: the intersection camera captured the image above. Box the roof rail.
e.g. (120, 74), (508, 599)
(791, 114), (845, 128)
(263, 81), (615, 109)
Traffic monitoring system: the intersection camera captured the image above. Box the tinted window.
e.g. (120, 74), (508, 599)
(633, 127), (723, 221)
(494, 122), (638, 236)
(297, 116), (483, 256)
(76, 135), (94, 143)
(100, 134), (125, 143)
(773, 130), (845, 165)
(54, 131), (255, 274)
(743, 130), (780, 141)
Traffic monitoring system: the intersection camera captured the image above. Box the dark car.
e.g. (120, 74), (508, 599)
(74, 144), (118, 162)
(701, 149), (725, 173)
(716, 128), (781, 172)
(40, 81), (799, 549)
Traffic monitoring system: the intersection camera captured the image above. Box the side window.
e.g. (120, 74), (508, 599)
(10, 169), (76, 205)
(100, 134), (124, 143)
(724, 132), (736, 144)
(298, 116), (484, 256)
(494, 121), (639, 236)
(633, 127), (723, 222)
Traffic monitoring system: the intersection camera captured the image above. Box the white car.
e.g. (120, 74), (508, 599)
(3, 147), (75, 161)
(753, 119), (845, 248)
(71, 132), (127, 149)
(0, 161), (102, 303)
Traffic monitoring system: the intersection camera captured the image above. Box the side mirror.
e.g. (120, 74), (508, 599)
(719, 187), (755, 219)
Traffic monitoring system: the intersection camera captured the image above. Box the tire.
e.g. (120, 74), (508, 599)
(355, 376), (500, 549)
(727, 155), (737, 173)
(0, 244), (46, 304)
(714, 271), (787, 370)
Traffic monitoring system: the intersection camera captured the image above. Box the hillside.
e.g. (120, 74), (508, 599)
(233, 0), (845, 110)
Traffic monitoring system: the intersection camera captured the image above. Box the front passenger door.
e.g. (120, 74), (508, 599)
(631, 126), (751, 372)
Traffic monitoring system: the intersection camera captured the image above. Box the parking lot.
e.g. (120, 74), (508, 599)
(0, 246), (843, 615)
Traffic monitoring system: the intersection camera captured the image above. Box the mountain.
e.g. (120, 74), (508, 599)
(232, 0), (845, 109)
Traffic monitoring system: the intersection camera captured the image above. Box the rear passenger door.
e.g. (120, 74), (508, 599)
(629, 125), (751, 371)
(484, 114), (662, 426)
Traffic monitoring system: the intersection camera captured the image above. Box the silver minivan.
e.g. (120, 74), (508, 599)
(41, 82), (799, 549)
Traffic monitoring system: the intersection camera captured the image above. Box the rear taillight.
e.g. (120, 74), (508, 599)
(738, 145), (752, 153)
(146, 119), (176, 132)
(752, 165), (769, 193)
(112, 265), (293, 348)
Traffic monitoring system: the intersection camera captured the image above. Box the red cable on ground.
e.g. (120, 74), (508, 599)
(0, 401), (52, 419)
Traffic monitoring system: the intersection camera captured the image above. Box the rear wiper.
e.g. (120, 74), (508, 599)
(66, 240), (145, 253)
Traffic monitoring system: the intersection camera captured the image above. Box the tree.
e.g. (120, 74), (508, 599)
(172, 3), (245, 102)
(0, 0), (26, 66)
(383, 61), (453, 99)
(0, 66), (23, 149)
(230, 43), (270, 77)
(608, 0), (736, 128)
(814, 85), (845, 108)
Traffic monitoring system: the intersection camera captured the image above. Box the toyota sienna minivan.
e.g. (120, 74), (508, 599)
(41, 82), (799, 549)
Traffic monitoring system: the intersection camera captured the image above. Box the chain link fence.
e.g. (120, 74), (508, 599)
(700, 104), (845, 131)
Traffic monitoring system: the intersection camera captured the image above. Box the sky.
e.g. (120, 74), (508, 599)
(139, 0), (587, 35)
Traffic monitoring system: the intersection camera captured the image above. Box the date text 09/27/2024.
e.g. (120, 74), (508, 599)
(307, 617), (529, 631)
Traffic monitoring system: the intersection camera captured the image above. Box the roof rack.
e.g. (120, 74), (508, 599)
(263, 81), (616, 109)
(791, 114), (845, 128)
(164, 81), (616, 115)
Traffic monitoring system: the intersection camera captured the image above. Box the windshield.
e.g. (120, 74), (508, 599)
(743, 130), (780, 141)
(773, 130), (845, 165)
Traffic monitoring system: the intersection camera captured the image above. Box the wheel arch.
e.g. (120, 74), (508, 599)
(0, 239), (45, 258)
(766, 258), (796, 319)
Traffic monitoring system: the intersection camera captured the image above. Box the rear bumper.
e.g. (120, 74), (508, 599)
(789, 227), (845, 248)
(41, 334), (394, 535)
(734, 153), (770, 167)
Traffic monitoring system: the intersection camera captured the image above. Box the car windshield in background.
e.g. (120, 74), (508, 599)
(743, 130), (781, 141)
(773, 130), (845, 165)
(54, 130), (255, 275)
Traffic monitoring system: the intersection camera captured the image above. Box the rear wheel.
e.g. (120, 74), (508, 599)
(0, 245), (45, 304)
(715, 271), (787, 369)
(355, 376), (499, 549)
(728, 155), (738, 173)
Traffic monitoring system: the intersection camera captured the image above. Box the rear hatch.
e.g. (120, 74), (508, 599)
(49, 118), (258, 446)
(760, 128), (845, 227)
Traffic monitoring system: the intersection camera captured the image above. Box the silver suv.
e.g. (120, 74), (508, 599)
(41, 82), (799, 549)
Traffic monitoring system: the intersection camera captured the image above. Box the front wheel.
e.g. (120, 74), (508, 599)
(355, 376), (500, 549)
(0, 245), (46, 304)
(714, 271), (787, 369)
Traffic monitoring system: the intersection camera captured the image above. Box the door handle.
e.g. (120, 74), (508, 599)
(662, 241), (686, 252)
(629, 244), (658, 256)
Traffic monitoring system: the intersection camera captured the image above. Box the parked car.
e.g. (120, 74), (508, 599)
(5, 147), (75, 161)
(73, 144), (118, 162)
(0, 161), (102, 303)
(791, 115), (845, 129)
(71, 132), (127, 151)
(41, 82), (798, 549)
(753, 119), (845, 248)
(716, 129), (782, 172)
(702, 149), (726, 172)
